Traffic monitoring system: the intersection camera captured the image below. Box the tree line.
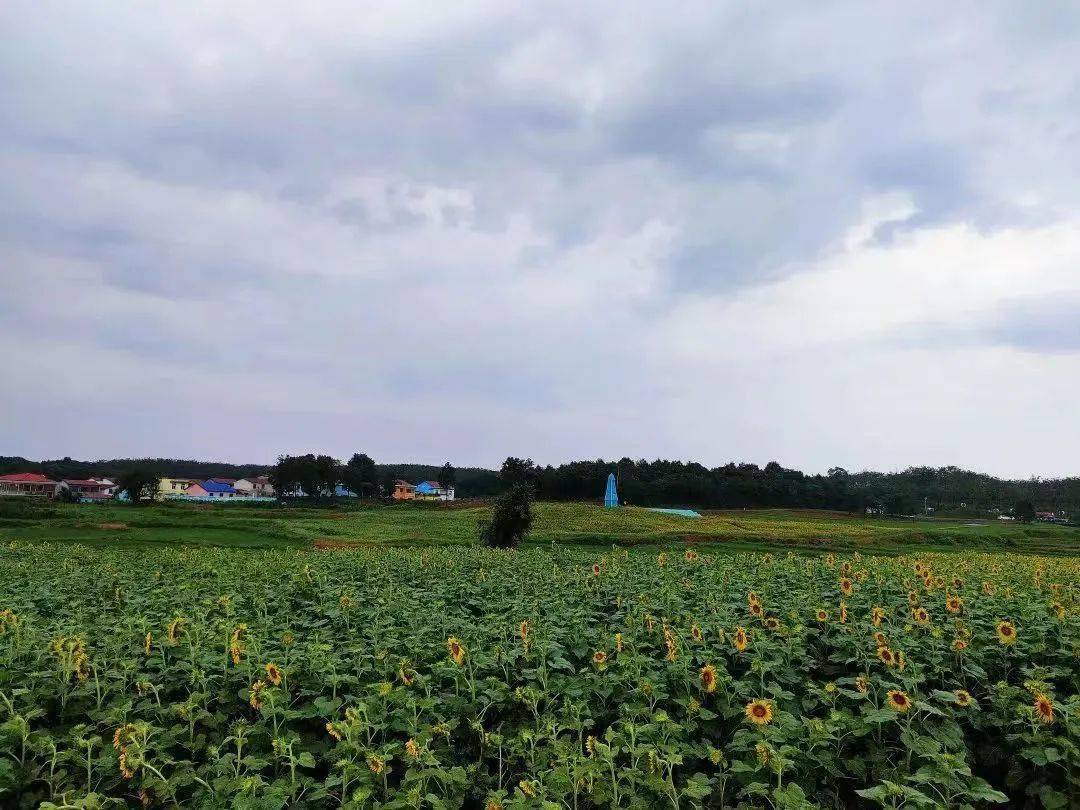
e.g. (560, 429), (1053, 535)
(3, 454), (1077, 516)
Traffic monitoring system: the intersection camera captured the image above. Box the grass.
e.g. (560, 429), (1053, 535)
(1, 498), (1079, 555)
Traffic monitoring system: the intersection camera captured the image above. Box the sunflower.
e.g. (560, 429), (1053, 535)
(995, 621), (1017, 646)
(249, 680), (266, 710)
(1034, 694), (1054, 725)
(855, 675), (870, 694)
(663, 628), (678, 662)
(952, 576), (963, 589)
(326, 721), (342, 741)
(748, 590), (761, 605)
(733, 626), (749, 652)
(690, 624), (703, 642)
(982, 581), (994, 595)
(954, 689), (972, 707)
(877, 646), (895, 666)
(907, 591), (919, 607)
(447, 636), (466, 665)
(839, 577), (854, 596)
(887, 690), (912, 713)
(895, 650), (907, 670)
(1050, 602), (1066, 620)
(405, 738), (421, 758)
(368, 754), (385, 774)
(745, 699), (774, 725)
(764, 617), (780, 631)
(815, 609), (829, 623)
(519, 620), (530, 644)
(167, 617), (186, 644)
(839, 601), (848, 624)
(700, 664), (718, 693)
(952, 638), (968, 652)
(871, 606), (885, 627)
(485, 800), (504, 810)
(873, 630), (888, 647)
(265, 662), (283, 686)
(143, 632), (152, 657)
(592, 563), (601, 577)
(685, 549), (699, 562)
(519, 779), (537, 798)
(912, 607), (930, 625)
(592, 650), (608, 668)
(749, 602), (764, 617)
(946, 595), (963, 614)
(657, 553), (666, 567)
(614, 632), (623, 652)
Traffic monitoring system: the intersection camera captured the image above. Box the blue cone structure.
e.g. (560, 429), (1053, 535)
(603, 472), (618, 508)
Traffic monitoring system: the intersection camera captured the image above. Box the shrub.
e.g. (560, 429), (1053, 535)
(479, 483), (534, 548)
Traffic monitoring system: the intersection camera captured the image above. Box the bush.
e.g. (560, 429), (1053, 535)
(479, 483), (534, 548)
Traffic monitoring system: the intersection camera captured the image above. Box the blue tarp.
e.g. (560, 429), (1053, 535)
(603, 473), (618, 508)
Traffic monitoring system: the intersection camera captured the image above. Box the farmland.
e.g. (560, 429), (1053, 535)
(2, 500), (1079, 555)
(0, 503), (1077, 807)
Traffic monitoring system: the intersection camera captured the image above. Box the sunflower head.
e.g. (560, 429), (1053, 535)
(871, 606), (885, 627)
(946, 596), (962, 614)
(913, 607), (929, 624)
(1034, 694), (1054, 725)
(873, 630), (888, 647)
(954, 689), (972, 707)
(840, 577), (854, 596)
(700, 664), (717, 693)
(996, 621), (1017, 646)
(887, 689), (912, 713)
(877, 646), (895, 666)
(264, 662), (282, 686)
(749, 602), (764, 617)
(952, 638), (968, 652)
(733, 626), (749, 652)
(592, 650), (608, 668)
(592, 564), (601, 577)
(690, 624), (703, 642)
(447, 636), (466, 665)
(745, 699), (774, 725)
(855, 675), (870, 694)
(815, 609), (829, 623)
(764, 617), (780, 631)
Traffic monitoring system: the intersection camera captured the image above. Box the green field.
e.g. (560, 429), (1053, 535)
(1, 500), (1078, 555)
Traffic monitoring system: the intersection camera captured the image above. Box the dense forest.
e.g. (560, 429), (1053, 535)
(2, 455), (1077, 516)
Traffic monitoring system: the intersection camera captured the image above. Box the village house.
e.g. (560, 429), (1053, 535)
(414, 480), (455, 501)
(61, 479), (114, 501)
(185, 480), (239, 498)
(234, 476), (275, 497)
(0, 472), (62, 498)
(158, 477), (198, 499)
(392, 480), (416, 500)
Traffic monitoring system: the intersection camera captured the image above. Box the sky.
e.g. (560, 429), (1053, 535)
(2, 3), (1080, 477)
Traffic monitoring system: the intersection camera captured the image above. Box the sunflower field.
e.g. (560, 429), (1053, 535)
(0, 540), (1076, 808)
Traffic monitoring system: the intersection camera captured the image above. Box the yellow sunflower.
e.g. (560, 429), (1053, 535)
(995, 621), (1017, 646)
(733, 626), (749, 652)
(700, 664), (718, 693)
(815, 609), (829, 623)
(265, 662), (283, 686)
(745, 699), (774, 725)
(946, 595), (963, 614)
(1034, 694), (1054, 725)
(954, 689), (972, 707)
(447, 636), (466, 665)
(887, 690), (912, 713)
(839, 577), (854, 596)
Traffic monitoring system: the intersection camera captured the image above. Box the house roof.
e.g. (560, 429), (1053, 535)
(0, 473), (56, 483)
(210, 477), (237, 484)
(200, 479), (236, 493)
(394, 480), (415, 487)
(63, 479), (108, 487)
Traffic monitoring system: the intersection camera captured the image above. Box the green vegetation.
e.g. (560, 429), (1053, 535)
(0, 541), (1076, 807)
(2, 500), (1079, 555)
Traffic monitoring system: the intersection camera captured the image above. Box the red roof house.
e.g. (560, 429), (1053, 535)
(0, 473), (61, 498)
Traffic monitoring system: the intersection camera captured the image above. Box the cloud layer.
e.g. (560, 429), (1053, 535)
(2, 2), (1080, 476)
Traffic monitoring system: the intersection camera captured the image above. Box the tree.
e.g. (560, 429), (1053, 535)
(480, 483), (534, 548)
(1013, 500), (1036, 524)
(117, 469), (161, 505)
(342, 453), (377, 498)
(440, 462), (456, 490)
(499, 457), (537, 488)
(272, 454), (340, 502)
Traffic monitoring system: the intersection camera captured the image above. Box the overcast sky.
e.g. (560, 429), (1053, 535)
(2, 3), (1079, 476)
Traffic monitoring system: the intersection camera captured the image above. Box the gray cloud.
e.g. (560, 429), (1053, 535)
(2, 2), (1080, 475)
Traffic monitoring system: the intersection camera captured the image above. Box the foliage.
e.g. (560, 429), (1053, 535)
(1015, 500), (1037, 524)
(341, 454), (377, 499)
(439, 463), (456, 490)
(480, 483), (534, 548)
(116, 470), (161, 505)
(0, 541), (1076, 807)
(271, 455), (341, 503)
